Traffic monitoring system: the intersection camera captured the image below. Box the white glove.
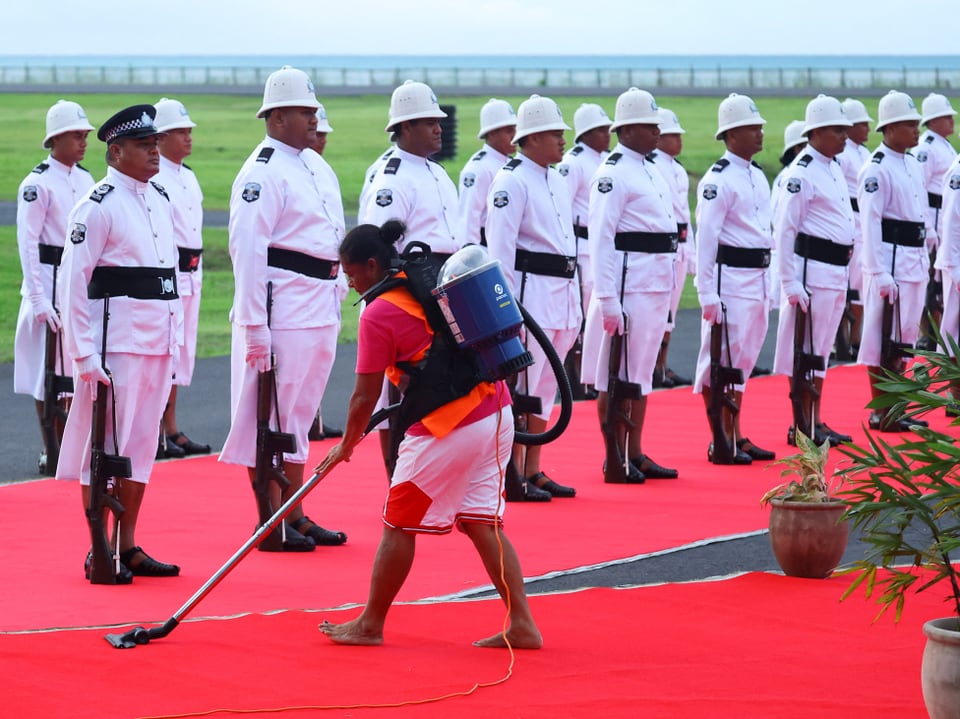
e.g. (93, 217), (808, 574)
(699, 293), (723, 325)
(926, 229), (939, 253)
(876, 273), (899, 304)
(30, 294), (61, 332)
(244, 324), (272, 373)
(783, 281), (810, 312)
(598, 297), (624, 336)
(75, 354), (110, 400)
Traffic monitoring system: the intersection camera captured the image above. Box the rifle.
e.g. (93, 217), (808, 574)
(880, 295), (911, 374)
(85, 295), (132, 585)
(707, 305), (744, 465)
(253, 282), (295, 552)
(790, 304), (824, 440)
(40, 261), (73, 476)
(602, 315), (642, 483)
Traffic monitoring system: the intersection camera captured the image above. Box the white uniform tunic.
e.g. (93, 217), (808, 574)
(772, 147), (856, 377)
(57, 167), (183, 485)
(485, 155), (581, 420)
(359, 147), (459, 255)
(220, 137), (344, 466)
(156, 154), (203, 386)
(558, 142), (607, 316)
(693, 151), (773, 393)
(358, 146), (394, 217)
(14, 157), (93, 400)
(456, 144), (510, 246)
(855, 142), (930, 366)
(585, 144), (677, 395)
(648, 148), (693, 331)
(837, 137), (872, 297)
(915, 129), (957, 246)
(933, 155), (960, 354)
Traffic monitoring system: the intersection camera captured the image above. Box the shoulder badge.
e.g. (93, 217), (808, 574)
(22, 185), (38, 202)
(786, 177), (802, 194)
(751, 160), (763, 170)
(462, 172), (476, 188)
(492, 190), (509, 208)
(89, 184), (114, 203)
(504, 158), (522, 171)
(702, 183), (718, 200)
(711, 158), (729, 173)
(150, 181), (170, 200)
(570, 145), (584, 156)
(256, 147), (274, 164)
(376, 189), (393, 207)
(471, 149), (487, 162)
(950, 175), (960, 191)
(925, 134), (935, 144)
(182, 162), (192, 171)
(645, 151), (658, 163)
(872, 151), (885, 164)
(863, 177), (879, 193)
(384, 157), (402, 175)
(31, 162), (49, 175)
(604, 153), (622, 166)
(797, 154), (813, 168)
(557, 163), (570, 177)
(597, 177), (614, 194)
(241, 182), (261, 203)
(70, 222), (86, 244)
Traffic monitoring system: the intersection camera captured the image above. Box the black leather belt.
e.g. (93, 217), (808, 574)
(88, 266), (178, 300)
(850, 197), (859, 213)
(880, 219), (925, 248)
(177, 247), (202, 272)
(38, 243), (63, 266)
(267, 247), (339, 279)
(614, 231), (678, 254)
(929, 192), (943, 210)
(716, 245), (771, 268)
(515, 249), (577, 278)
(677, 223), (689, 243)
(794, 232), (853, 267)
(573, 224), (589, 240)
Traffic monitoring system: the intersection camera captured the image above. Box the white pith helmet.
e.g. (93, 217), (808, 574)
(154, 98), (196, 133)
(256, 66), (320, 119)
(42, 99), (95, 149)
(512, 94), (570, 143)
(802, 94), (851, 136)
(875, 90), (921, 132)
(316, 104), (333, 133)
(573, 103), (611, 141)
(477, 98), (516, 140)
(715, 93), (766, 140)
(841, 98), (873, 125)
(386, 80), (447, 132)
(781, 120), (807, 155)
(657, 107), (685, 135)
(609, 87), (659, 131)
(920, 93), (957, 125)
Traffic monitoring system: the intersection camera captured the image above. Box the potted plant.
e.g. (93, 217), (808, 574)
(836, 340), (960, 719)
(760, 429), (849, 579)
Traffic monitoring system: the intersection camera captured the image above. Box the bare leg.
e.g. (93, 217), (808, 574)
(627, 396), (647, 457)
(34, 399), (47, 452)
(521, 415), (547, 477)
(161, 386), (178, 436)
(117, 479), (145, 552)
(462, 522), (542, 649)
(319, 526), (415, 646)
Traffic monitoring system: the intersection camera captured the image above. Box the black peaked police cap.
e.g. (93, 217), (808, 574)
(98, 104), (161, 144)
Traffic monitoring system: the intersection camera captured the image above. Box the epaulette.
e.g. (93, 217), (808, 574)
(31, 162), (49, 174)
(384, 156), (402, 175)
(872, 151), (885, 164)
(751, 160), (763, 170)
(89, 184), (114, 203)
(604, 152), (623, 166)
(645, 152), (658, 163)
(182, 162), (192, 171)
(797, 154), (813, 167)
(925, 135), (935, 144)
(380, 148), (394, 160)
(256, 147), (274, 164)
(711, 158), (730, 173)
(76, 162), (89, 173)
(674, 157), (684, 167)
(504, 158), (522, 171)
(471, 149), (487, 162)
(570, 145), (584, 156)
(150, 181), (170, 200)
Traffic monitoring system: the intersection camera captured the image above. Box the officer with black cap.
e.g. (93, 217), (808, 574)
(57, 104), (183, 581)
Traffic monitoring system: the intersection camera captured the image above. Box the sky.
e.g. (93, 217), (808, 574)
(4, 0), (959, 57)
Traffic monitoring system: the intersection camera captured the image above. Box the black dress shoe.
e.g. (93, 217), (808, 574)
(291, 516), (347, 545)
(868, 413), (925, 433)
(816, 422), (852, 444)
(522, 479), (554, 501)
(630, 454), (678, 479)
(736, 438), (775, 461)
(119, 546), (180, 577)
(707, 442), (753, 465)
(787, 425), (834, 447)
(163, 435), (186, 459)
(602, 460), (646, 484)
(167, 432), (211, 455)
(309, 419), (344, 441)
(258, 522), (317, 552)
(750, 366), (772, 378)
(526, 471), (576, 497)
(664, 368), (691, 386)
(84, 551), (134, 584)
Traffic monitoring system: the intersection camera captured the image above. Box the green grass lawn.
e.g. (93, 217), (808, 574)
(1, 89), (885, 362)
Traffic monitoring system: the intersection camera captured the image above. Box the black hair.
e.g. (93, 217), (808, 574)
(339, 220), (406, 269)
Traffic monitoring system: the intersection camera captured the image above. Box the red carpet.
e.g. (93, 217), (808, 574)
(0, 365), (952, 717)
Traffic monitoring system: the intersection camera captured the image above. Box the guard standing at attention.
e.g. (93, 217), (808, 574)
(220, 66), (347, 550)
(14, 99), (95, 475)
(455, 98), (517, 246)
(586, 87), (680, 483)
(694, 93), (776, 465)
(153, 97), (211, 459)
(485, 94), (580, 501)
(57, 104), (183, 580)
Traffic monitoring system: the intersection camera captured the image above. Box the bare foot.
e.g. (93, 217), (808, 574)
(473, 624), (543, 650)
(318, 618), (384, 646)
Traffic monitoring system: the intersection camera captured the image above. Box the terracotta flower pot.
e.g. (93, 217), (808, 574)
(767, 499), (849, 578)
(922, 617), (960, 719)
